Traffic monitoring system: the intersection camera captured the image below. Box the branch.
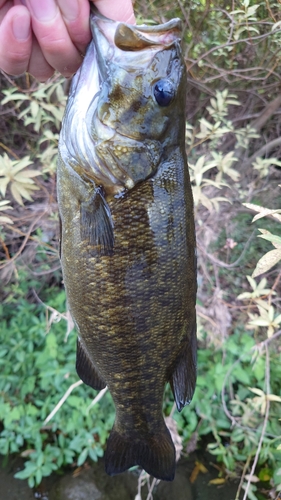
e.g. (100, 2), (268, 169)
(243, 136), (281, 169)
(227, 95), (281, 166)
(197, 230), (256, 269)
(221, 329), (281, 429)
(42, 382), (108, 425)
(187, 30), (280, 72)
(242, 345), (270, 500)
(43, 380), (83, 425)
(251, 94), (281, 132)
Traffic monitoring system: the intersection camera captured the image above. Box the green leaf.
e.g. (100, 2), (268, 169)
(77, 448), (88, 466)
(233, 365), (250, 385)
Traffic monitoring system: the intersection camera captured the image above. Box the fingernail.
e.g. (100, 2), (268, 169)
(27, 0), (58, 22)
(60, 0), (80, 21)
(13, 13), (31, 41)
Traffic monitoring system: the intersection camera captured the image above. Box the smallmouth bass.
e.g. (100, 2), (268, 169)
(57, 7), (197, 481)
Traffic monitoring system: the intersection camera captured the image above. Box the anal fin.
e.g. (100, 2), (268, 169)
(170, 322), (197, 411)
(80, 186), (114, 256)
(76, 338), (106, 390)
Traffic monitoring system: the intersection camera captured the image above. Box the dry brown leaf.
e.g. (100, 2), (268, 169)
(252, 249), (281, 278)
(243, 203), (281, 223)
(209, 478), (226, 485)
(190, 461), (208, 483)
(190, 463), (200, 484)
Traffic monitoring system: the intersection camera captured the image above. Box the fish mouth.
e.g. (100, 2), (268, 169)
(59, 9), (182, 195)
(91, 5), (182, 52)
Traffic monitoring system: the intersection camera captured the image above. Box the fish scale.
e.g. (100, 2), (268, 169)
(57, 7), (197, 481)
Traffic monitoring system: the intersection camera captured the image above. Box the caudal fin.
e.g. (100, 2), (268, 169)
(104, 424), (175, 481)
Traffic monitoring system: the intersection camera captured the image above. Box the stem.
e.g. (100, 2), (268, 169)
(242, 345), (270, 500)
(43, 380), (83, 425)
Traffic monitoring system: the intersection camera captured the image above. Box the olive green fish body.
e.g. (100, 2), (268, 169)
(57, 8), (196, 481)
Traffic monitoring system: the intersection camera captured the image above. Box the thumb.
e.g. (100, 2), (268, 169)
(91, 0), (136, 24)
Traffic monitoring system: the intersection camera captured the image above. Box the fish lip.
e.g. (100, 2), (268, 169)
(90, 5), (182, 39)
(90, 6), (182, 63)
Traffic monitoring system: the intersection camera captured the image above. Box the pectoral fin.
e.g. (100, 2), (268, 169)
(76, 338), (106, 390)
(80, 186), (114, 256)
(169, 323), (197, 411)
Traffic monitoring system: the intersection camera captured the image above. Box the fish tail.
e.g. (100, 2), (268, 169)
(104, 422), (175, 481)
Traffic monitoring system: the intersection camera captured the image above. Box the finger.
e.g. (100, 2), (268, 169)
(0, 1), (13, 23)
(92, 0), (136, 24)
(25, 0), (83, 77)
(27, 35), (54, 82)
(57, 0), (92, 53)
(0, 5), (32, 76)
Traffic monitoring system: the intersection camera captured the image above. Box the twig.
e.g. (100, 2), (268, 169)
(42, 374), (107, 425)
(235, 453), (253, 500)
(265, 0), (277, 22)
(146, 477), (158, 500)
(32, 289), (65, 321)
(243, 137), (281, 169)
(197, 230), (256, 269)
(0, 212), (46, 268)
(176, 0), (192, 32)
(242, 344), (271, 500)
(137, 470), (148, 500)
(187, 30), (280, 72)
(3, 223), (56, 252)
(271, 270), (281, 293)
(27, 264), (61, 276)
(221, 329), (281, 428)
(43, 380), (83, 425)
(251, 95), (281, 133)
(87, 387), (108, 412)
(169, 402), (177, 419)
(0, 235), (11, 260)
(0, 142), (20, 160)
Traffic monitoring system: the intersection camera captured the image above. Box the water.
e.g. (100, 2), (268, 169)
(0, 454), (242, 500)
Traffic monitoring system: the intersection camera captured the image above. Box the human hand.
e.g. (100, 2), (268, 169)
(0, 0), (135, 81)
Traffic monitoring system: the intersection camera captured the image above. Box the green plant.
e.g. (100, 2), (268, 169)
(0, 154), (40, 205)
(0, 273), (113, 488)
(243, 201), (281, 278)
(2, 272), (281, 494)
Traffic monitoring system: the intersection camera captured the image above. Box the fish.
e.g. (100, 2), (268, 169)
(57, 6), (197, 482)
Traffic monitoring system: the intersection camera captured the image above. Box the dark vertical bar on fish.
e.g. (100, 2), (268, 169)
(57, 6), (197, 481)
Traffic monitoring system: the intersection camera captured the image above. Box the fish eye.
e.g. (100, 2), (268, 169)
(153, 79), (175, 107)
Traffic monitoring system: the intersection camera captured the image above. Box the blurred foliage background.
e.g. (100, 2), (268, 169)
(0, 1), (281, 499)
